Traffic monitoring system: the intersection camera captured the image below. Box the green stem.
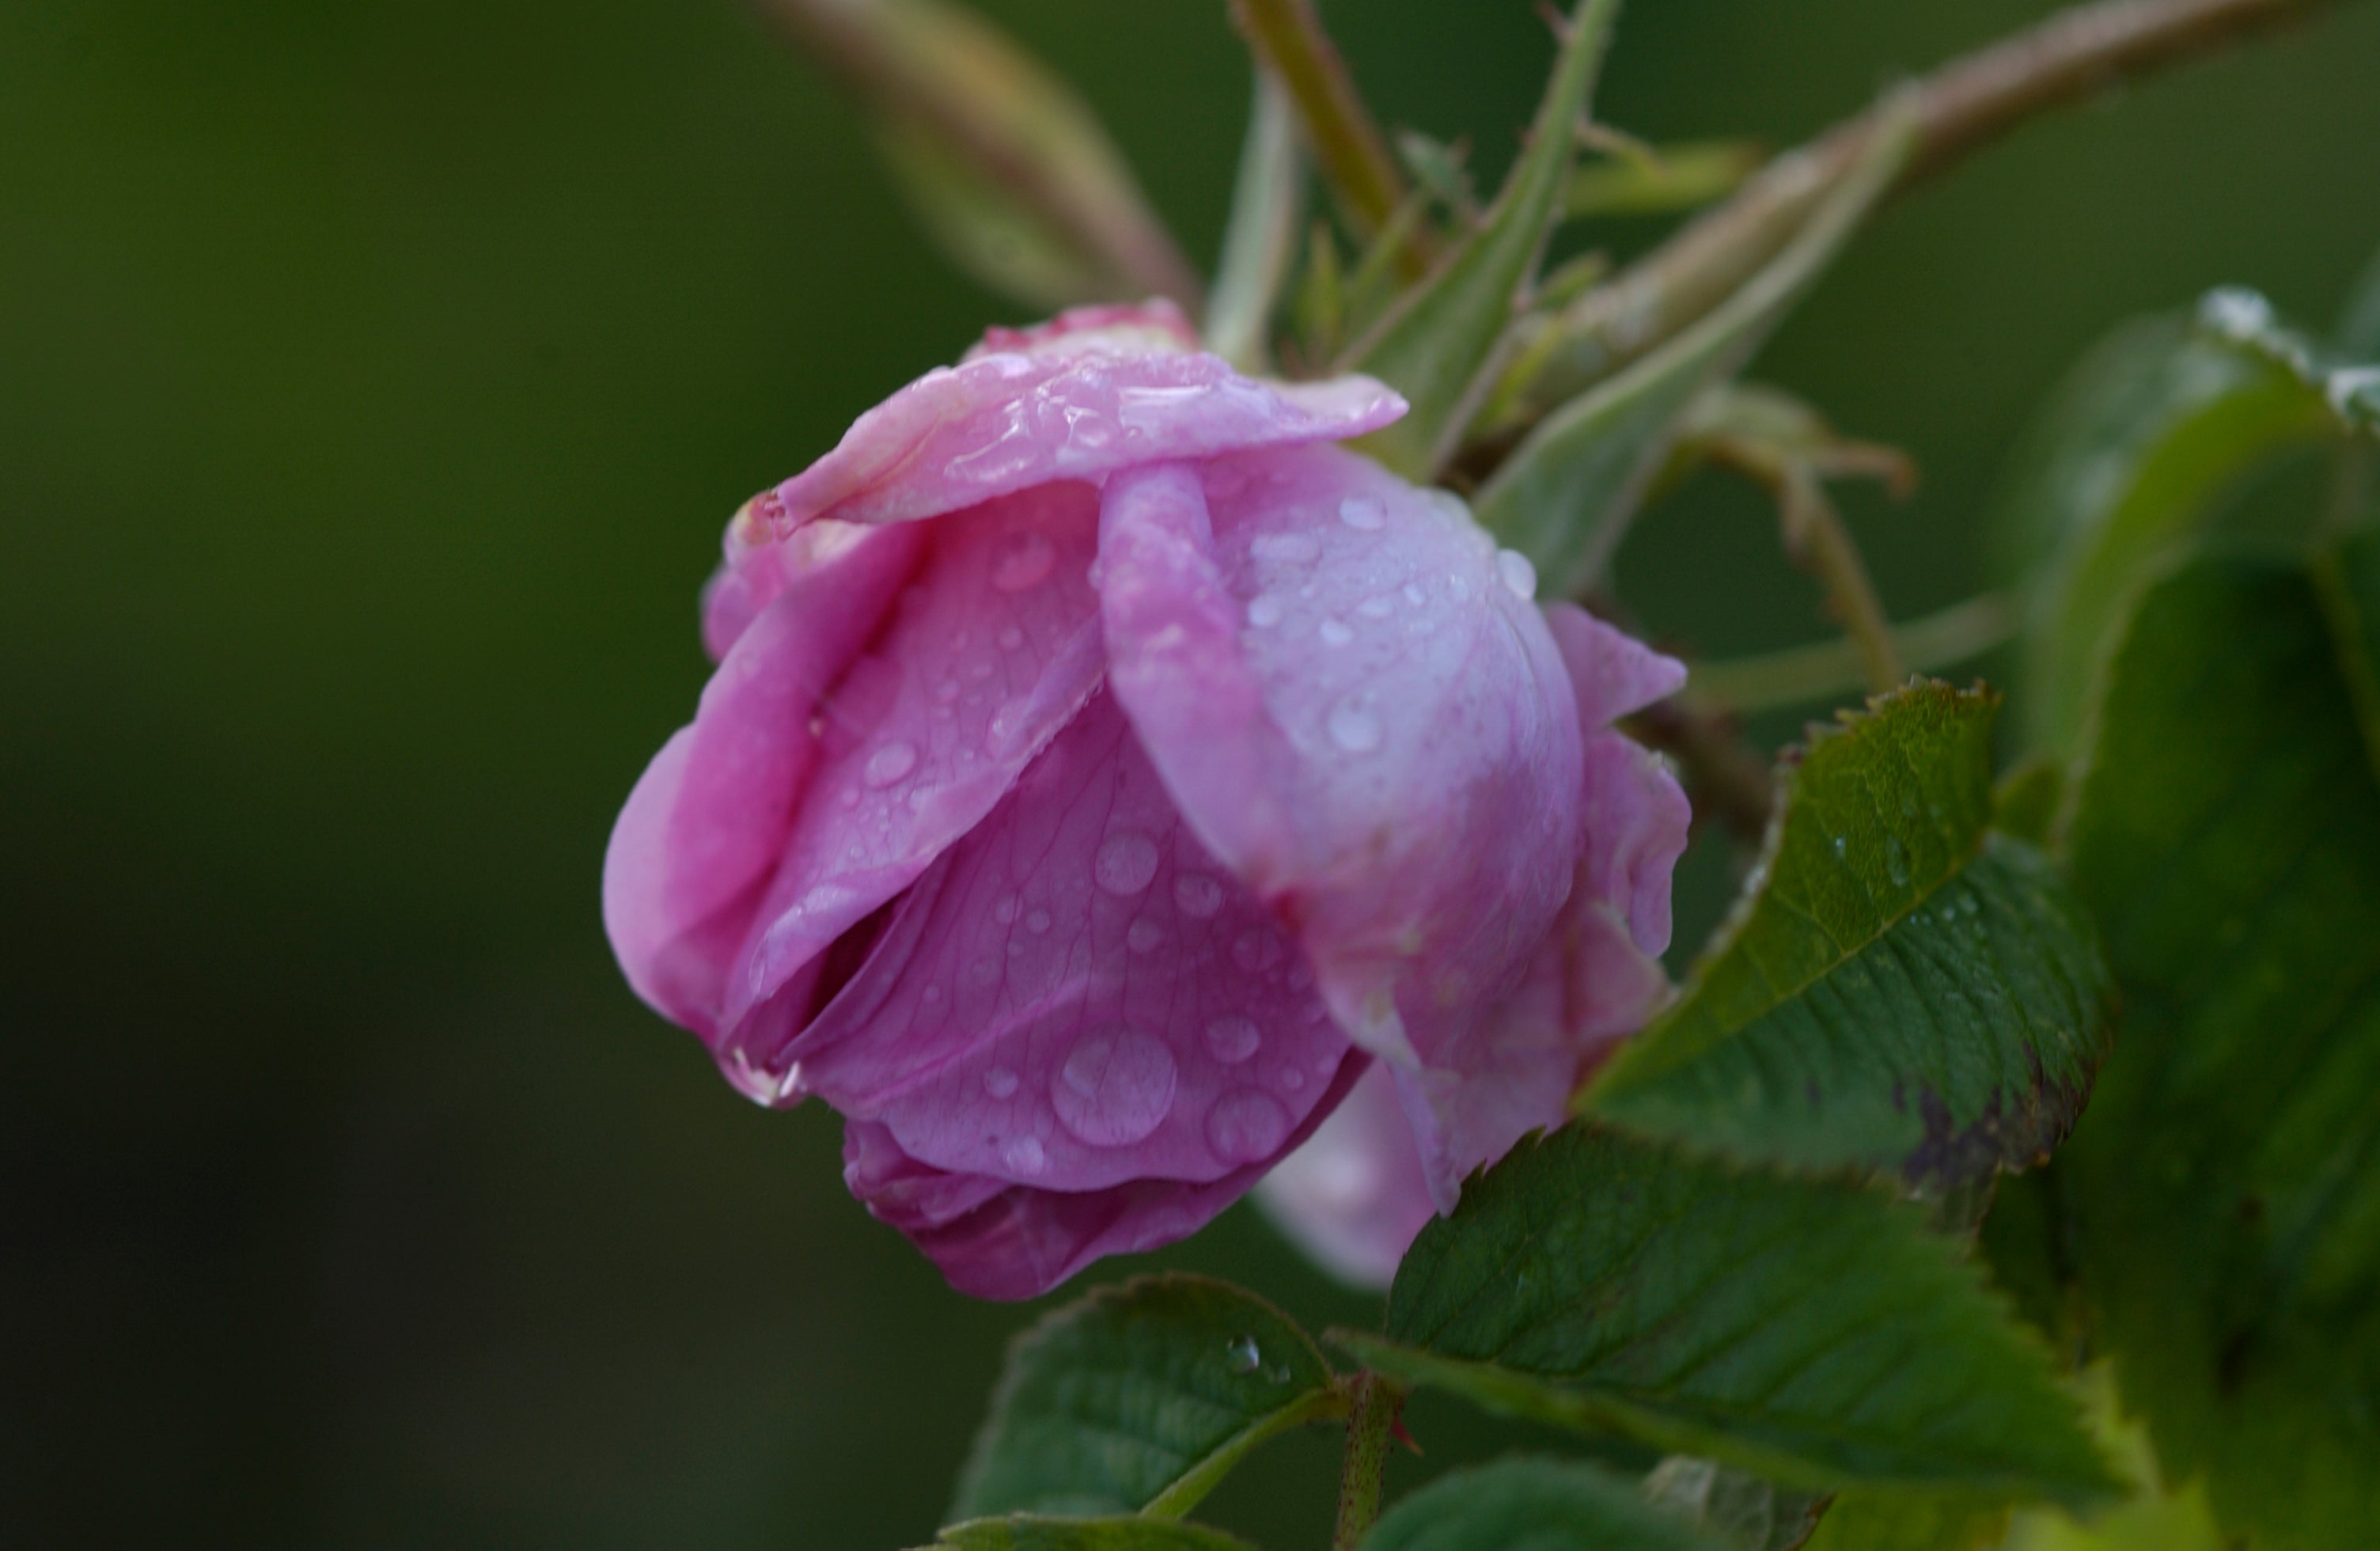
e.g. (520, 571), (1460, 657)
(1496, 0), (2348, 426)
(1331, 1371), (1404, 1551)
(1229, 0), (1434, 275)
(1691, 592), (2018, 713)
(1783, 471), (1904, 695)
(1207, 70), (1306, 370)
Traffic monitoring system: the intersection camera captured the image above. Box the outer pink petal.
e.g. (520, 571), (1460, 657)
(601, 521), (926, 1037)
(1545, 602), (1691, 956)
(712, 483), (1111, 1094)
(794, 691), (1358, 1195)
(844, 1046), (1366, 1301)
(746, 349), (1404, 536)
(1253, 1062), (1432, 1290)
(1095, 448), (1584, 1104)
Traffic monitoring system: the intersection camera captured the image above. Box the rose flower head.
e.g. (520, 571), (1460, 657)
(604, 301), (1688, 1298)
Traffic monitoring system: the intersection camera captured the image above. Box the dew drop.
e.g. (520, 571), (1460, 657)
(1251, 531), (1321, 565)
(994, 894), (1021, 924)
(991, 531), (1056, 592)
(1203, 1015), (1262, 1064)
(1094, 832), (1160, 895)
(1001, 1135), (1046, 1176)
(1338, 495), (1386, 531)
(1245, 593), (1285, 628)
(1207, 1091), (1291, 1164)
(997, 624), (1025, 650)
(1026, 908), (1052, 935)
(1173, 872), (1226, 918)
(1231, 928), (1283, 973)
(1357, 595), (1396, 620)
(1496, 548), (1537, 600)
(862, 739), (919, 788)
(1884, 836), (1912, 887)
(1403, 582), (1429, 607)
(1327, 696), (1384, 753)
(1127, 917), (1165, 954)
(1052, 1030), (1178, 1147)
(1279, 1065), (1306, 1093)
(983, 1067), (1020, 1099)
(1319, 618), (1355, 647)
(1226, 1334), (1262, 1375)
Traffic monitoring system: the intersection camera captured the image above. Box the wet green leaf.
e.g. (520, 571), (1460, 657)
(952, 1275), (1341, 1522)
(1800, 1494), (2008, 1551)
(1564, 139), (1764, 220)
(1344, 0), (1620, 478)
(926, 1517), (1253, 1551)
(1362, 1457), (1730, 1551)
(1584, 685), (2113, 1192)
(1640, 1457), (1825, 1551)
(1332, 1124), (2115, 1505)
(2060, 540), (2380, 1548)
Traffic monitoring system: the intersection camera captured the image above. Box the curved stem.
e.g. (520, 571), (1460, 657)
(1692, 593), (2018, 714)
(1332, 1371), (1404, 1551)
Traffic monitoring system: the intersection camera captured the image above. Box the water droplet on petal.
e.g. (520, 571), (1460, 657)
(863, 740), (918, 787)
(1246, 594), (1284, 628)
(1126, 917), (1165, 954)
(1231, 929), (1283, 973)
(1328, 696), (1384, 753)
(1319, 618), (1355, 647)
(1250, 531), (1321, 566)
(983, 1067), (1019, 1098)
(1052, 1030), (1177, 1147)
(1207, 1091), (1290, 1164)
(997, 624), (1025, 650)
(1001, 1134), (1046, 1176)
(1338, 495), (1385, 531)
(1026, 908), (1052, 935)
(1497, 549), (1537, 599)
(1403, 582), (1428, 607)
(1094, 832), (1160, 895)
(994, 894), (1021, 924)
(991, 531), (1056, 592)
(1173, 873), (1225, 918)
(1203, 1015), (1261, 1064)
(1279, 1065), (1306, 1093)
(1357, 595), (1395, 620)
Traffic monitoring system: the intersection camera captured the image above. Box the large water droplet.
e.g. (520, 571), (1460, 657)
(994, 894), (1021, 924)
(1026, 908), (1052, 935)
(1173, 872), (1225, 918)
(1203, 1015), (1261, 1064)
(1328, 696), (1384, 753)
(1496, 549), (1537, 600)
(1126, 917), (1165, 954)
(1245, 593), (1285, 628)
(1207, 1091), (1290, 1164)
(983, 1067), (1020, 1099)
(1338, 495), (1385, 531)
(1226, 1333), (1262, 1375)
(991, 531), (1056, 592)
(1094, 832), (1160, 895)
(1001, 1134), (1046, 1176)
(863, 739), (919, 788)
(1318, 618), (1355, 647)
(1052, 1030), (1178, 1147)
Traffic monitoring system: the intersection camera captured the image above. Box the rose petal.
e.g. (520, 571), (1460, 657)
(1096, 448), (1584, 1095)
(794, 691), (1358, 1195)
(601, 521), (926, 1037)
(748, 349), (1405, 536)
(714, 484), (1112, 1089)
(1544, 601), (1688, 728)
(1253, 1061), (1431, 1290)
(846, 1046), (1366, 1301)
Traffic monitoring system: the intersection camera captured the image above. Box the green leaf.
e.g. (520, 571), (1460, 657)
(1472, 109), (1911, 595)
(1343, 0), (1621, 479)
(1992, 291), (2371, 754)
(2062, 542), (2380, 1547)
(1640, 1457), (1825, 1551)
(952, 1275), (1342, 1522)
(1800, 1495), (2008, 1551)
(926, 1516), (1253, 1551)
(875, 122), (1114, 313)
(1330, 1124), (2116, 1506)
(1583, 684), (2115, 1193)
(1360, 1457), (1730, 1551)
(2340, 241), (2380, 359)
(1206, 72), (1304, 372)
(1565, 139), (1765, 220)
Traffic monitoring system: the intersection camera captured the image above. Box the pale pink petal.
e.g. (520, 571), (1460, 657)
(794, 692), (1358, 1195)
(1253, 1062), (1431, 1290)
(743, 350), (1404, 536)
(712, 483), (1112, 1093)
(846, 1049), (1366, 1301)
(601, 522), (927, 1037)
(1544, 602), (1688, 728)
(1579, 730), (1692, 957)
(1096, 448), (1584, 1116)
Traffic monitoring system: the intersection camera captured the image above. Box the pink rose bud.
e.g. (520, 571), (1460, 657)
(603, 301), (1689, 1298)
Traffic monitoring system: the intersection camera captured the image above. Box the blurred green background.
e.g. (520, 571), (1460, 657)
(5, 0), (2375, 1544)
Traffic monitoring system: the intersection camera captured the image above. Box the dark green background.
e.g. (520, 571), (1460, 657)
(5, 1), (2374, 1544)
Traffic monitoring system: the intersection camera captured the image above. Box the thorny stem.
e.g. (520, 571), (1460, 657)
(758, 0), (1205, 308)
(1230, 0), (1438, 275)
(1498, 0), (2351, 425)
(1332, 1371), (1405, 1551)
